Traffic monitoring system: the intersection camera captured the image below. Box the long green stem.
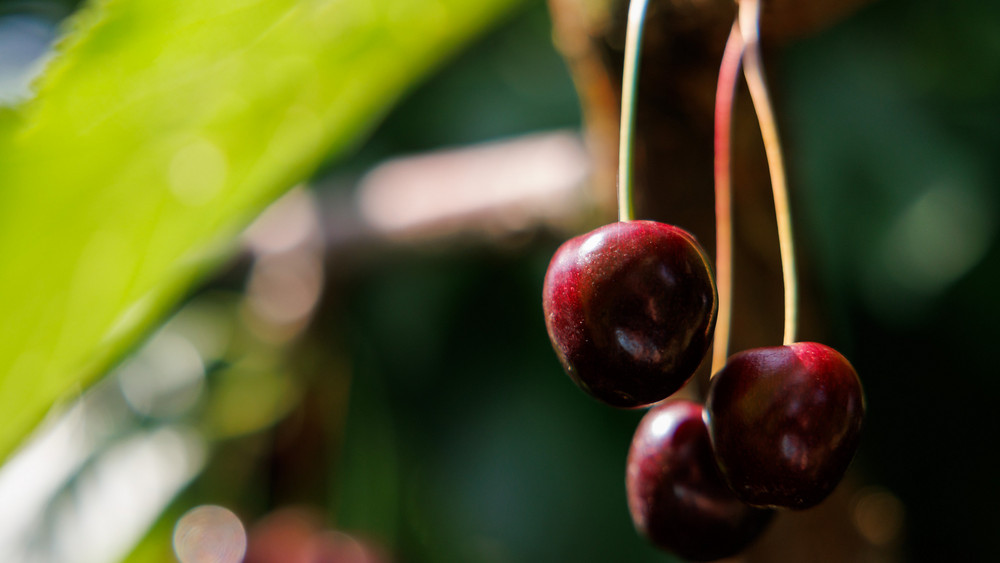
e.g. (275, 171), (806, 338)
(710, 23), (745, 376)
(739, 0), (798, 345)
(617, 0), (650, 223)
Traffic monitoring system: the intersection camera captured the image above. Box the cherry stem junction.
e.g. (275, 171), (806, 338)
(710, 22), (745, 376)
(617, 0), (650, 223)
(739, 0), (798, 346)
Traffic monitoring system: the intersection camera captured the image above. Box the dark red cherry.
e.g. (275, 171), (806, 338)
(627, 400), (774, 561)
(706, 342), (865, 509)
(542, 220), (717, 407)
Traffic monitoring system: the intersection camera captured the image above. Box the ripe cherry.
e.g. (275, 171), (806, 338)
(706, 342), (865, 509)
(627, 400), (774, 561)
(542, 220), (717, 407)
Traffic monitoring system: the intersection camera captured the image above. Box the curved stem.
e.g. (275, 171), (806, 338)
(739, 0), (798, 345)
(617, 0), (650, 222)
(710, 23), (745, 376)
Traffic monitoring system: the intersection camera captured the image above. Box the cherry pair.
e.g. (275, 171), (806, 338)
(626, 340), (864, 561)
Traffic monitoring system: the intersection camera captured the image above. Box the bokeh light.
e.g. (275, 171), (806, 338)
(173, 505), (247, 563)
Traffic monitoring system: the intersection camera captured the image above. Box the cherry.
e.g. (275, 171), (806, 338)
(542, 220), (717, 407)
(627, 400), (773, 561)
(705, 342), (865, 509)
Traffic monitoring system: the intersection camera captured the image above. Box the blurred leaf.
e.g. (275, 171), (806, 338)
(335, 361), (399, 547)
(0, 0), (524, 462)
(122, 506), (184, 563)
(203, 362), (301, 440)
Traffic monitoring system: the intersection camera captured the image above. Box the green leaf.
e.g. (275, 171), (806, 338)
(0, 0), (524, 462)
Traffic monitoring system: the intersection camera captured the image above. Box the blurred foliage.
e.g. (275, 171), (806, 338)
(0, 0), (525, 463)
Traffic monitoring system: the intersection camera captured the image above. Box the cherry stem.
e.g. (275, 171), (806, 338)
(617, 0), (650, 223)
(739, 0), (798, 346)
(710, 23), (745, 376)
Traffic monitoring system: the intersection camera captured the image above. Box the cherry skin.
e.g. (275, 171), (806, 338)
(627, 400), (774, 561)
(705, 342), (865, 509)
(542, 220), (717, 407)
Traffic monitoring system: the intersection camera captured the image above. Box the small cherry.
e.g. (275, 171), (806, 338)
(705, 342), (865, 509)
(542, 220), (717, 407)
(627, 400), (774, 561)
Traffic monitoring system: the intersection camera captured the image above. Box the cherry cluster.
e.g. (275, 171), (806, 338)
(541, 0), (866, 558)
(540, 0), (867, 558)
(542, 223), (865, 560)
